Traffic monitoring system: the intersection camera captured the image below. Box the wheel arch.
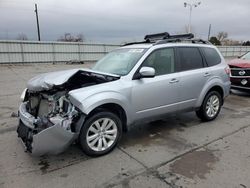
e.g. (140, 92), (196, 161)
(86, 103), (128, 132)
(207, 86), (224, 99)
(196, 82), (225, 108)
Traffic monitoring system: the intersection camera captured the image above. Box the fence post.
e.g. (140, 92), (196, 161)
(52, 43), (56, 63)
(104, 44), (106, 54)
(20, 42), (24, 63)
(78, 43), (81, 61)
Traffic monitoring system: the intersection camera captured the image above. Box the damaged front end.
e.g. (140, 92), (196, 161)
(17, 69), (119, 156)
(17, 90), (81, 156)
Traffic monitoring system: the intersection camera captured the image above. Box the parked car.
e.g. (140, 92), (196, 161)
(17, 32), (231, 156)
(228, 51), (250, 91)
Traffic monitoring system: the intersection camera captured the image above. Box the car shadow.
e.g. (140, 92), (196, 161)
(119, 112), (201, 149)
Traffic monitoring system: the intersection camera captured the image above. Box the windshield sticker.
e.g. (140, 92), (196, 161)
(129, 49), (144, 53)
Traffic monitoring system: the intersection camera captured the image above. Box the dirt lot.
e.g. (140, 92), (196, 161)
(0, 63), (250, 188)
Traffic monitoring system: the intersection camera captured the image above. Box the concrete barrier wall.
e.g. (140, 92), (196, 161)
(0, 40), (250, 64)
(217, 46), (250, 58)
(0, 40), (119, 64)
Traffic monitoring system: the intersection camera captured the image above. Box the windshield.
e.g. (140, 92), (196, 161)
(241, 52), (250, 60)
(92, 48), (146, 76)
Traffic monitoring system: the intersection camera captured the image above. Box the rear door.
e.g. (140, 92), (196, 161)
(176, 47), (211, 109)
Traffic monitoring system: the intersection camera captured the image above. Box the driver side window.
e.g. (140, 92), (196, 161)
(142, 48), (175, 76)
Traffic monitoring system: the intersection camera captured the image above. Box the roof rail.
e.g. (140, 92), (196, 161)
(123, 32), (210, 46)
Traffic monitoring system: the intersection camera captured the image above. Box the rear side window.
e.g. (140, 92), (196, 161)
(178, 47), (204, 71)
(202, 47), (221, 66)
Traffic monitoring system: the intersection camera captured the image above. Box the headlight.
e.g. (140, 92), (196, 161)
(20, 88), (27, 102)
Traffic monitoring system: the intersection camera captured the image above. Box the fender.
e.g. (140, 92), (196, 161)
(69, 91), (133, 125)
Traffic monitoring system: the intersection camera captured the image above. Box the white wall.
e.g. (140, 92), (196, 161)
(0, 40), (119, 64)
(0, 40), (249, 64)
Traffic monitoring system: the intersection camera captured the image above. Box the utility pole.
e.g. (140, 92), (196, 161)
(184, 1), (201, 33)
(34, 4), (41, 41)
(188, 5), (192, 34)
(208, 24), (211, 41)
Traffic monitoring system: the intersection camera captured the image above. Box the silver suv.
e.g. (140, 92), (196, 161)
(17, 33), (231, 156)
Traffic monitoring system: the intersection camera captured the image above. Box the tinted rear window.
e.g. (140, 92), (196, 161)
(178, 47), (204, 71)
(202, 47), (221, 66)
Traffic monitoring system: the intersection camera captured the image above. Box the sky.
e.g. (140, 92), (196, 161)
(0, 0), (249, 44)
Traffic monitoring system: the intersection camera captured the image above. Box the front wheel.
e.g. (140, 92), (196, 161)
(79, 111), (122, 156)
(196, 91), (222, 122)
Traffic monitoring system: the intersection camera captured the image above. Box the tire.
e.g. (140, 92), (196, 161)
(79, 111), (122, 156)
(196, 91), (222, 122)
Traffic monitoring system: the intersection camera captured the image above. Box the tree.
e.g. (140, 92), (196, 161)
(16, 33), (28, 40)
(58, 33), (74, 42)
(217, 32), (228, 42)
(223, 39), (242, 46)
(209, 36), (221, 45)
(75, 33), (85, 42)
(57, 33), (85, 42)
(242, 41), (250, 46)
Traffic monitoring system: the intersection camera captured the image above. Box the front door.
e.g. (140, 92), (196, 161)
(131, 47), (181, 121)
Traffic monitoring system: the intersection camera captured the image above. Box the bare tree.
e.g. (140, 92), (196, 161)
(58, 33), (85, 42)
(16, 33), (28, 40)
(223, 39), (242, 46)
(58, 33), (74, 42)
(75, 33), (85, 42)
(217, 32), (228, 42)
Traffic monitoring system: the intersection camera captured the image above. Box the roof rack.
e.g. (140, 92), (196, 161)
(155, 38), (211, 45)
(123, 32), (210, 46)
(144, 32), (170, 42)
(123, 41), (150, 46)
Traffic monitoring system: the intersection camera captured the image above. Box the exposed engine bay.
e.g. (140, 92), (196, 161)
(25, 91), (78, 132)
(17, 69), (119, 155)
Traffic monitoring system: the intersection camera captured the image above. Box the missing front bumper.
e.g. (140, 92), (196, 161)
(17, 102), (78, 156)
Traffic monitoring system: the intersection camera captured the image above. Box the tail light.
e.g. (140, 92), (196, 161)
(225, 66), (231, 75)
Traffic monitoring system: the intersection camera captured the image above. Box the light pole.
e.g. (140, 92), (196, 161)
(184, 1), (201, 33)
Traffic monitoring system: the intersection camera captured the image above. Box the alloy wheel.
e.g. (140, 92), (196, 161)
(86, 118), (118, 152)
(205, 95), (220, 118)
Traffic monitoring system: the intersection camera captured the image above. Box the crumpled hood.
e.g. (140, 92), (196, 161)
(27, 68), (120, 92)
(27, 69), (81, 91)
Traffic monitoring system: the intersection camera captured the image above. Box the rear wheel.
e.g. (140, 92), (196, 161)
(79, 111), (122, 156)
(196, 91), (222, 122)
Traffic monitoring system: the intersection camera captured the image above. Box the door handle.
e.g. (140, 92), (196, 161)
(169, 78), (179, 83)
(204, 72), (211, 77)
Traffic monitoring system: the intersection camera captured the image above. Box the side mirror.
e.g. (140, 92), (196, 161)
(138, 66), (155, 78)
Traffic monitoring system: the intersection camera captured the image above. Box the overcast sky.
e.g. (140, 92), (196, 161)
(0, 0), (249, 43)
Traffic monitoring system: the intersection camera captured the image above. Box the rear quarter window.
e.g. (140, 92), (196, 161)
(202, 47), (221, 66)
